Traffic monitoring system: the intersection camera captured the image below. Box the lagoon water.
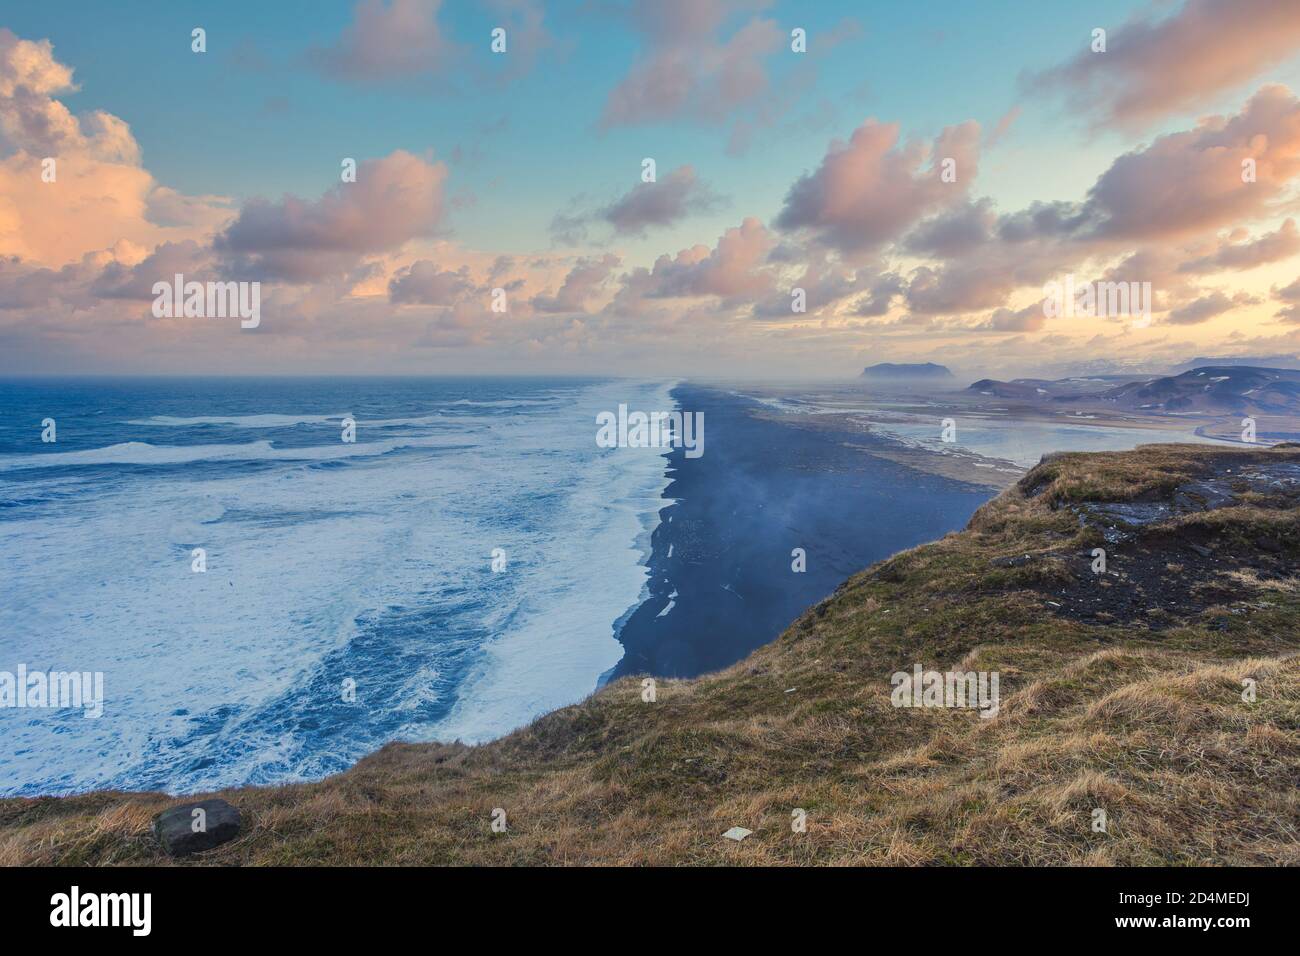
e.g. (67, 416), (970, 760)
(0, 377), (671, 795)
(739, 390), (1231, 468)
(871, 416), (1230, 468)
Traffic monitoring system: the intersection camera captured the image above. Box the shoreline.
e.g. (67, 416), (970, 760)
(610, 384), (993, 679)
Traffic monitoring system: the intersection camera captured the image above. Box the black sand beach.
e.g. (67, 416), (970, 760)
(611, 384), (994, 679)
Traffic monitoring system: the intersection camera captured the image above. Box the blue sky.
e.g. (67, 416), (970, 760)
(4, 0), (1156, 256)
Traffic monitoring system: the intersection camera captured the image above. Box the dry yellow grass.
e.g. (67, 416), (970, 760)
(2, 444), (1297, 866)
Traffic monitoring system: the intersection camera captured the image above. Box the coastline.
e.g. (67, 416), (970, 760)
(610, 383), (993, 678)
(14, 443), (1296, 864)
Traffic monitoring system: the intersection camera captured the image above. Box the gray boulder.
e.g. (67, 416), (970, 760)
(153, 798), (241, 856)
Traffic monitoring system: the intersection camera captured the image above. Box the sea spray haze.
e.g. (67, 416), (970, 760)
(0, 377), (672, 795)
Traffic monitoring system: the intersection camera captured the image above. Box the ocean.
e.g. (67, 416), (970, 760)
(0, 377), (673, 796)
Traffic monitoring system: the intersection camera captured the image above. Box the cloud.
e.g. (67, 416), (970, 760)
(978, 304), (1045, 332)
(986, 106), (1021, 148)
(1091, 247), (1195, 314)
(0, 29), (228, 266)
(601, 166), (723, 236)
(619, 216), (774, 303)
(0, 28), (137, 161)
(903, 256), (1051, 317)
(1078, 86), (1300, 240)
(532, 254), (620, 312)
(1272, 276), (1300, 323)
(0, 240), (217, 318)
(309, 0), (458, 83)
(548, 209), (589, 247)
(413, 310), (488, 348)
(1166, 290), (1251, 325)
(892, 87), (1300, 321)
(483, 0), (557, 84)
(904, 199), (997, 258)
(749, 260), (898, 320)
(551, 166), (723, 245)
(1026, 0), (1300, 128)
(599, 0), (783, 129)
(214, 150), (448, 281)
(1177, 219), (1300, 273)
(309, 0), (552, 87)
(0, 254), (79, 310)
(388, 260), (475, 305)
(91, 239), (214, 301)
(144, 186), (236, 230)
(853, 272), (906, 317)
(774, 119), (980, 256)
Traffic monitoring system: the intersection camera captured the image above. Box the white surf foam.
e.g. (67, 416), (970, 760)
(0, 435), (480, 471)
(0, 379), (676, 794)
(422, 380), (675, 744)
(127, 414), (346, 427)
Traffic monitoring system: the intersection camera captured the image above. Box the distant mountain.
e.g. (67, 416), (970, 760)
(966, 374), (1144, 401)
(1101, 366), (1300, 415)
(966, 365), (1300, 417)
(861, 362), (954, 383)
(967, 378), (1053, 400)
(1035, 359), (1155, 378)
(1172, 355), (1300, 373)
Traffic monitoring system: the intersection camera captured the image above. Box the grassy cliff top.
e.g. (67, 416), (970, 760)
(4, 444), (1298, 866)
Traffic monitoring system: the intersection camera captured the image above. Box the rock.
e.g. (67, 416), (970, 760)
(1172, 480), (1236, 512)
(1080, 501), (1173, 527)
(153, 798), (241, 856)
(722, 826), (753, 842)
(1074, 501), (1175, 543)
(990, 553), (1034, 568)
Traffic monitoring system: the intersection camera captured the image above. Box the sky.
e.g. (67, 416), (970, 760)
(3, 0), (1300, 378)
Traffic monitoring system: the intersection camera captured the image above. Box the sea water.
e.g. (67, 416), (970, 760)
(0, 377), (672, 795)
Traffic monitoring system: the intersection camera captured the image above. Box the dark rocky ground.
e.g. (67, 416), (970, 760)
(992, 451), (1299, 630)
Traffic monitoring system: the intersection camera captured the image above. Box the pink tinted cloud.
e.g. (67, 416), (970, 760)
(388, 260), (475, 305)
(775, 119), (980, 256)
(621, 216), (775, 302)
(599, 0), (783, 128)
(215, 151), (448, 281)
(549, 166), (723, 245)
(1166, 290), (1255, 325)
(601, 166), (723, 237)
(532, 254), (620, 313)
(1028, 0), (1300, 128)
(0, 29), (229, 266)
(1178, 219), (1300, 273)
(309, 0), (457, 83)
(309, 0), (552, 86)
(1080, 85), (1300, 240)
